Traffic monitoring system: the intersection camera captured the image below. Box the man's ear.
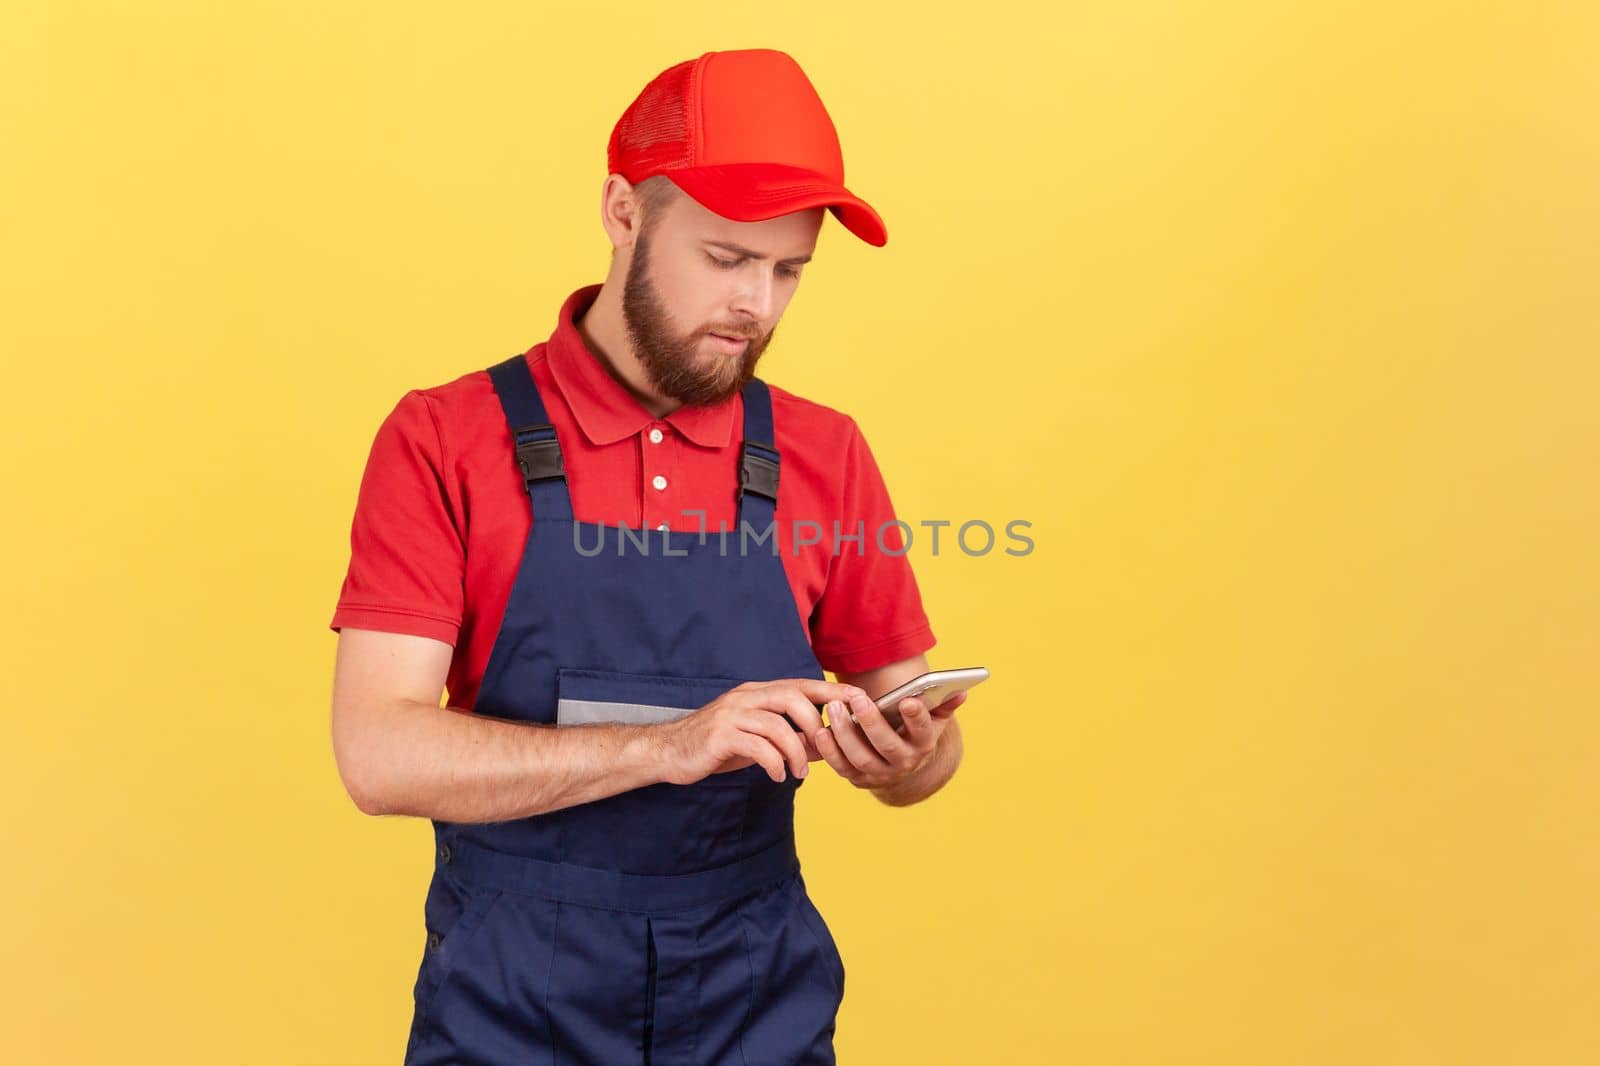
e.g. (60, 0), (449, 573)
(600, 173), (643, 250)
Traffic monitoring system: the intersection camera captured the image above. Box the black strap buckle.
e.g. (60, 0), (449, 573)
(738, 441), (780, 503)
(512, 423), (565, 484)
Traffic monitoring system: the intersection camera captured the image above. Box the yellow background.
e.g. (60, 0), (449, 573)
(4, 2), (1597, 1063)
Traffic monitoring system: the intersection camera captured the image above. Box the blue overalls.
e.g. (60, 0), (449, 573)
(402, 353), (846, 1064)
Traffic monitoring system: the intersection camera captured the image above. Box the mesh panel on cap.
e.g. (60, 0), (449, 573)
(607, 58), (698, 177)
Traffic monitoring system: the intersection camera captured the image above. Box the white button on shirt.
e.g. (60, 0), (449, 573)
(648, 427), (664, 444)
(656, 522), (669, 532)
(651, 474), (668, 491)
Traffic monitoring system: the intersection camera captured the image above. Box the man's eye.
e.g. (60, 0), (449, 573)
(708, 254), (800, 280)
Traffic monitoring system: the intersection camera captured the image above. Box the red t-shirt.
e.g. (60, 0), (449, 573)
(329, 283), (936, 711)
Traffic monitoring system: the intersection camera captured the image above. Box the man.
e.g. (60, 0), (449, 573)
(329, 48), (969, 1064)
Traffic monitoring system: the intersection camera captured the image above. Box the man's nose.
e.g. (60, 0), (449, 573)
(729, 273), (776, 326)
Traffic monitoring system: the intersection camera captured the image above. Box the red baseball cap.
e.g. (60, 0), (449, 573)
(607, 49), (888, 248)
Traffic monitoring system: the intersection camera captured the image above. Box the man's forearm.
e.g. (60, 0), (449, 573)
(347, 699), (666, 822)
(871, 718), (964, 807)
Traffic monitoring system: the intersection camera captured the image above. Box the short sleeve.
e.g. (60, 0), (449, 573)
(809, 418), (937, 673)
(328, 390), (465, 645)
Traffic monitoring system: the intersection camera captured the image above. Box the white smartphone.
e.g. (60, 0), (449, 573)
(871, 667), (988, 730)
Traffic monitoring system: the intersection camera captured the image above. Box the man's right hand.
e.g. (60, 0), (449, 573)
(655, 678), (870, 786)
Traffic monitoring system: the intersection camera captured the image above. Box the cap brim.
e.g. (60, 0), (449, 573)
(664, 163), (888, 248)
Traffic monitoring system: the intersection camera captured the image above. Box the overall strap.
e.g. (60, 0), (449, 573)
(487, 354), (574, 522)
(737, 378), (781, 527)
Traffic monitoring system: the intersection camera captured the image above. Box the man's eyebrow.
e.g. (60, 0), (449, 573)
(704, 239), (813, 266)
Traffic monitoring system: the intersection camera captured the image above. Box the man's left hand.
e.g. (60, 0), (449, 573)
(811, 688), (968, 790)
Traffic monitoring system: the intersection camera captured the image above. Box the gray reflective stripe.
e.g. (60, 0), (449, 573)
(555, 698), (696, 726)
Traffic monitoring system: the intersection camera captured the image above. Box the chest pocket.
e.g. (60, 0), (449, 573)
(552, 667), (801, 872)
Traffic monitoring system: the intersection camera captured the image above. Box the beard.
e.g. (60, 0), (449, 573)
(620, 226), (776, 407)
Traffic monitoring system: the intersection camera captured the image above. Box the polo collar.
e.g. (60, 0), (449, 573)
(545, 284), (739, 449)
